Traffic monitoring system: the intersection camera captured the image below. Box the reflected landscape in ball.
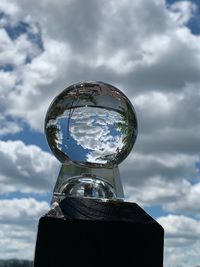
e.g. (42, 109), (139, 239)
(45, 81), (137, 168)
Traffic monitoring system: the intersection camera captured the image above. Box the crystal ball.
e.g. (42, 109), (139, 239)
(45, 81), (138, 168)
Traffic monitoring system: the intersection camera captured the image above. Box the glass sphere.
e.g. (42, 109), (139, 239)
(45, 81), (137, 168)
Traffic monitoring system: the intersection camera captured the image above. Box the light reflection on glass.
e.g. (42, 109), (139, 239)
(45, 81), (137, 168)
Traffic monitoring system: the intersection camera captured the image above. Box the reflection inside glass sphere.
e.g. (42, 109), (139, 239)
(45, 81), (137, 168)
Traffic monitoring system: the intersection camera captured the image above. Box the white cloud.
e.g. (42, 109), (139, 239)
(0, 198), (49, 224)
(0, 9), (47, 133)
(0, 0), (199, 265)
(0, 198), (49, 260)
(6, 38), (71, 130)
(164, 182), (200, 215)
(125, 178), (191, 207)
(132, 86), (200, 155)
(0, 28), (24, 66)
(0, 0), (20, 17)
(0, 115), (21, 136)
(0, 0), (199, 134)
(122, 151), (199, 207)
(69, 107), (124, 164)
(158, 214), (200, 239)
(0, 22), (42, 68)
(0, 140), (59, 193)
(169, 1), (198, 26)
(122, 151), (198, 184)
(0, 71), (16, 93)
(158, 215), (200, 267)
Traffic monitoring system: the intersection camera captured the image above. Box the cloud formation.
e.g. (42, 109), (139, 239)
(0, 0), (199, 266)
(0, 140), (58, 193)
(0, 0), (199, 131)
(158, 214), (200, 266)
(0, 198), (49, 259)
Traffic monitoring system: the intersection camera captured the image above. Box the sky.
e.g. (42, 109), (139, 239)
(0, 0), (200, 266)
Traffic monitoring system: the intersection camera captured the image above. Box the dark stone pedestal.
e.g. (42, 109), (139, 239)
(34, 198), (164, 267)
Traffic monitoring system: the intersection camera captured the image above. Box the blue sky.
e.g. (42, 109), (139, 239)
(0, 0), (200, 266)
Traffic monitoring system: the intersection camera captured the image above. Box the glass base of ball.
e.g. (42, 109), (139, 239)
(54, 176), (116, 199)
(51, 163), (124, 205)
